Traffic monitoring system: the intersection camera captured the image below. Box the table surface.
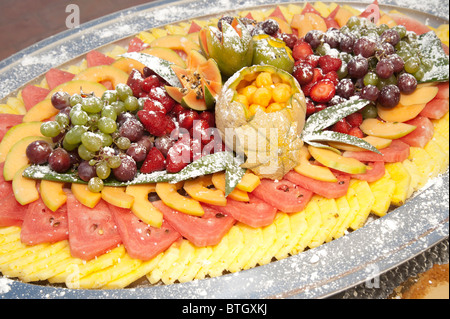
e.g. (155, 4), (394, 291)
(0, 0), (448, 299)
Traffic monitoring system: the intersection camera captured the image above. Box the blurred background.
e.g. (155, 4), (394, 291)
(0, 0), (155, 61)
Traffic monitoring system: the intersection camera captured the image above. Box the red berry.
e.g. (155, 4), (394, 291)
(178, 109), (200, 130)
(332, 119), (351, 134)
(126, 69), (145, 97)
(310, 79), (336, 103)
(192, 119), (213, 145)
(311, 68), (324, 83)
(141, 75), (161, 92)
(147, 87), (175, 113)
(199, 111), (215, 127)
(166, 136), (191, 173)
(346, 112), (363, 128)
(143, 99), (166, 115)
(302, 81), (316, 97)
(348, 127), (364, 138)
(305, 98), (316, 115)
(318, 55), (342, 74)
(171, 103), (186, 116)
(315, 103), (327, 112)
(293, 62), (314, 85)
(140, 147), (166, 173)
(304, 54), (320, 68)
(137, 109), (169, 137)
(323, 71), (339, 85)
(292, 41), (314, 60)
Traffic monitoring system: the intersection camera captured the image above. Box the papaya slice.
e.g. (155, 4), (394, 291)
(165, 50), (222, 111)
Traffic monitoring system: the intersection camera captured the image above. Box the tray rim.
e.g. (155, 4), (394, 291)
(0, 0), (449, 299)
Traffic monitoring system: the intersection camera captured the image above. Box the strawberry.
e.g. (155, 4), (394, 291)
(147, 86), (175, 113)
(143, 99), (166, 115)
(348, 127), (364, 138)
(318, 55), (342, 74)
(137, 109), (169, 137)
(292, 41), (313, 60)
(178, 109), (200, 130)
(311, 68), (324, 83)
(323, 71), (339, 85)
(332, 118), (351, 134)
(199, 111), (215, 127)
(140, 147), (166, 173)
(126, 69), (145, 97)
(166, 136), (192, 173)
(346, 112), (363, 128)
(310, 79), (336, 103)
(192, 119), (213, 145)
(304, 54), (320, 68)
(305, 98), (316, 115)
(141, 75), (161, 92)
(293, 62), (314, 85)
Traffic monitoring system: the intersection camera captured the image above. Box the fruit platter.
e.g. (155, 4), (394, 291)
(0, 0), (448, 299)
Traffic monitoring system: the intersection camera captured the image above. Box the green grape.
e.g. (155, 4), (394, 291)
(78, 144), (95, 161)
(101, 104), (117, 120)
(81, 132), (103, 152)
(115, 136), (131, 150)
(421, 58), (434, 71)
(62, 137), (78, 151)
(65, 125), (86, 145)
(124, 96), (139, 112)
(376, 24), (389, 35)
(69, 94), (83, 107)
(70, 109), (89, 125)
(98, 132), (113, 147)
(413, 66), (425, 81)
(81, 96), (103, 113)
(55, 112), (70, 128)
(40, 121), (61, 138)
(404, 56), (421, 74)
(393, 25), (407, 39)
(96, 162), (111, 180)
(107, 155), (122, 169)
(98, 117), (117, 134)
(346, 16), (361, 28)
(361, 104), (378, 119)
(111, 101), (126, 115)
(88, 177), (104, 193)
(116, 83), (134, 101)
(364, 72), (379, 86)
(101, 90), (118, 104)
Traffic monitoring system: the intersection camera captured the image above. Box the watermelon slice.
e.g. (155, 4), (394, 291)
(152, 200), (236, 247)
(21, 85), (50, 110)
(127, 37), (147, 52)
(342, 140), (411, 163)
(45, 68), (75, 90)
(251, 178), (313, 213)
(350, 161), (385, 182)
(399, 116), (435, 148)
(0, 114), (24, 141)
(435, 82), (449, 100)
(269, 6), (287, 22)
(420, 98), (449, 119)
(389, 13), (431, 35)
(109, 204), (181, 260)
(284, 171), (351, 199)
(188, 21), (202, 34)
(0, 192), (28, 227)
(66, 195), (122, 260)
(86, 50), (115, 68)
(210, 194), (277, 228)
(20, 198), (69, 245)
(301, 2), (322, 16)
(0, 162), (13, 199)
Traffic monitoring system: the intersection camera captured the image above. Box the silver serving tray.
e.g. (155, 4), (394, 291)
(0, 0), (448, 299)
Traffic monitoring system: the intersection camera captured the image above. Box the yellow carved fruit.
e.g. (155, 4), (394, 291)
(125, 184), (163, 228)
(101, 186), (134, 209)
(183, 175), (227, 206)
(156, 182), (204, 216)
(40, 180), (67, 212)
(71, 183), (102, 208)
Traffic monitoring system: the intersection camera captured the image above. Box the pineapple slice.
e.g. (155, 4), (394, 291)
(309, 196), (339, 248)
(408, 147), (435, 188)
(432, 131), (449, 155)
(424, 139), (448, 176)
(259, 213), (291, 265)
(208, 226), (244, 277)
(228, 223), (262, 272)
(244, 223), (276, 270)
(161, 240), (196, 285)
(147, 241), (181, 284)
(349, 180), (375, 230)
(275, 210), (307, 260)
(369, 171), (396, 217)
(402, 159), (422, 198)
(293, 199), (321, 254)
(178, 246), (212, 283)
(334, 184), (360, 237)
(385, 162), (411, 206)
(327, 195), (351, 241)
(195, 235), (229, 280)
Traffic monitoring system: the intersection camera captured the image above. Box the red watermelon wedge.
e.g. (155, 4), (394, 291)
(45, 68), (75, 90)
(0, 114), (24, 141)
(343, 139), (411, 163)
(86, 50), (115, 68)
(66, 195), (122, 260)
(389, 13), (431, 35)
(21, 85), (50, 110)
(420, 98), (449, 120)
(350, 161), (385, 183)
(188, 21), (202, 34)
(109, 204), (181, 260)
(399, 116), (434, 148)
(251, 178), (313, 213)
(152, 201), (236, 247)
(0, 192), (28, 227)
(210, 194), (277, 228)
(20, 198), (69, 245)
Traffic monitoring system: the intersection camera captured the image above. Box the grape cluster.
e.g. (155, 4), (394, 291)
(29, 83), (150, 192)
(304, 16), (432, 110)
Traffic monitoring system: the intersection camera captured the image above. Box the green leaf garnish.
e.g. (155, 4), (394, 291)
(416, 31), (449, 83)
(23, 151), (246, 195)
(120, 52), (182, 87)
(301, 98), (381, 154)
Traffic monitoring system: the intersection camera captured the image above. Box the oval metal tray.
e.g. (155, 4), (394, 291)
(0, 0), (448, 299)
